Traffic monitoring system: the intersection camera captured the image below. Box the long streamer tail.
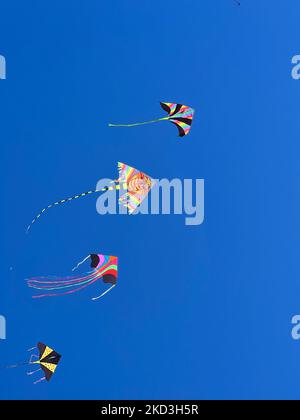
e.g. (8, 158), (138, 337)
(26, 187), (110, 233)
(72, 255), (91, 272)
(92, 284), (116, 301)
(34, 377), (46, 385)
(108, 116), (168, 128)
(1, 347), (38, 370)
(27, 368), (42, 376)
(27, 269), (103, 298)
(1, 361), (30, 369)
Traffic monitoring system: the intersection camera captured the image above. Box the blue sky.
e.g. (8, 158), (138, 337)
(1, 0), (300, 400)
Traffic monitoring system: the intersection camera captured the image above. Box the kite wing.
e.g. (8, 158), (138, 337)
(117, 162), (156, 214)
(37, 342), (61, 381)
(90, 254), (118, 285)
(160, 102), (194, 137)
(2, 342), (62, 384)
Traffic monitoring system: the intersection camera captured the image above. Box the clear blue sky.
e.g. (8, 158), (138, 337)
(1, 0), (300, 400)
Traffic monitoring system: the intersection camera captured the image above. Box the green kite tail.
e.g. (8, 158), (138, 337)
(108, 116), (169, 127)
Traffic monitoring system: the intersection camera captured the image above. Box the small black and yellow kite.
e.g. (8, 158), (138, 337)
(4, 342), (62, 384)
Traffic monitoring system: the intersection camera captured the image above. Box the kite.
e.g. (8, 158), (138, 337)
(109, 102), (195, 137)
(3, 342), (61, 385)
(26, 162), (155, 231)
(27, 253), (118, 300)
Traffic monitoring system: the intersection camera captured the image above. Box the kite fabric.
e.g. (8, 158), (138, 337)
(117, 162), (155, 214)
(109, 102), (195, 137)
(26, 162), (155, 231)
(27, 254), (118, 300)
(3, 342), (61, 385)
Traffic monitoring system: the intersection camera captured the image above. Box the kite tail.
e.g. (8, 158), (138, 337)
(1, 361), (30, 369)
(26, 187), (110, 233)
(1, 347), (38, 370)
(92, 284), (116, 301)
(33, 377), (46, 385)
(72, 255), (91, 272)
(27, 368), (42, 376)
(27, 269), (103, 298)
(108, 116), (168, 127)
